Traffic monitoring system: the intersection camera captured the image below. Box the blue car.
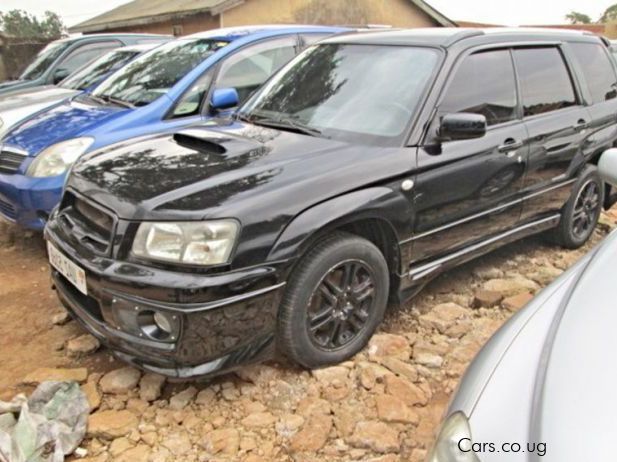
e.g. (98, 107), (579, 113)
(0, 25), (345, 229)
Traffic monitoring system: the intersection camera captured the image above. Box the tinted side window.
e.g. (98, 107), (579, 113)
(513, 47), (576, 117)
(440, 50), (517, 126)
(570, 42), (617, 103)
(216, 37), (297, 105)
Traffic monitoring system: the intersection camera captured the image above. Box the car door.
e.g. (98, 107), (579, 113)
(412, 48), (527, 263)
(512, 46), (591, 222)
(566, 41), (617, 167)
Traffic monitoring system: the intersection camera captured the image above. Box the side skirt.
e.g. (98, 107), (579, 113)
(396, 214), (561, 303)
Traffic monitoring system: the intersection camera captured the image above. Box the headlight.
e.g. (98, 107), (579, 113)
(427, 412), (480, 462)
(26, 137), (94, 177)
(132, 220), (239, 266)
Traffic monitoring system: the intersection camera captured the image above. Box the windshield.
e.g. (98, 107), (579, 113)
(240, 44), (440, 144)
(92, 38), (229, 107)
(20, 41), (71, 81)
(61, 49), (139, 91)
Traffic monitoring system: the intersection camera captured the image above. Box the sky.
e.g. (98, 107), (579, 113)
(0, 0), (615, 28)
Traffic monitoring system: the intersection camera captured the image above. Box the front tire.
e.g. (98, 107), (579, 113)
(552, 165), (604, 249)
(278, 232), (389, 369)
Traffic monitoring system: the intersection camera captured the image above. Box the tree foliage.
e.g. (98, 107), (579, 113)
(600, 4), (617, 23)
(0, 10), (66, 39)
(565, 11), (592, 24)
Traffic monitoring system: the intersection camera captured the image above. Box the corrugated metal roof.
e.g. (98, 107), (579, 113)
(70, 0), (456, 33)
(69, 0), (238, 33)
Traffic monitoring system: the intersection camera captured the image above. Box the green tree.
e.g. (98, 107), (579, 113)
(0, 9), (66, 39)
(600, 4), (617, 23)
(565, 11), (592, 24)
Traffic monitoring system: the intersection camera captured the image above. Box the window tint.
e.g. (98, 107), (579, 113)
(171, 69), (214, 117)
(59, 42), (120, 75)
(440, 50), (517, 126)
(513, 47), (577, 117)
(570, 42), (617, 103)
(216, 37), (297, 105)
(20, 41), (71, 80)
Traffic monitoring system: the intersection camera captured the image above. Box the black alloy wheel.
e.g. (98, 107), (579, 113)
(307, 260), (376, 351)
(278, 232), (389, 368)
(552, 165), (604, 249)
(571, 180), (601, 240)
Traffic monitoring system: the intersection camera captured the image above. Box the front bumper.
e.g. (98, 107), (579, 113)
(0, 172), (64, 229)
(45, 220), (288, 380)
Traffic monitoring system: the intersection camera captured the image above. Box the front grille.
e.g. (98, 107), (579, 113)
(58, 192), (116, 255)
(0, 198), (16, 220)
(0, 147), (27, 174)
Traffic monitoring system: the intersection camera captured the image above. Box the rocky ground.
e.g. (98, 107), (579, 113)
(2, 210), (617, 462)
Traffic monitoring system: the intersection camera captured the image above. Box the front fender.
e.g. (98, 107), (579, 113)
(267, 187), (412, 268)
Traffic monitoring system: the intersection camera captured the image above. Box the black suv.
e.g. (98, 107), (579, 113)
(46, 28), (617, 379)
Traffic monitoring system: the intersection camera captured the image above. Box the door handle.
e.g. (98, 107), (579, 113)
(573, 119), (588, 131)
(498, 138), (523, 153)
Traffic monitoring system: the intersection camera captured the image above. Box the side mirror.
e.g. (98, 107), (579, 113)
(210, 88), (239, 112)
(599, 148), (617, 187)
(439, 113), (487, 141)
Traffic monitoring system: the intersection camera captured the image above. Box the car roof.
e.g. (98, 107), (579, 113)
(54, 33), (171, 44)
(324, 27), (604, 48)
(185, 24), (346, 41)
(116, 42), (166, 53)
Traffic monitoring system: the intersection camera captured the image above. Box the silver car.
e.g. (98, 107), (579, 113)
(428, 149), (617, 462)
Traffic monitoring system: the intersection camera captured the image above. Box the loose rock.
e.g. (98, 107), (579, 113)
(100, 367), (141, 394)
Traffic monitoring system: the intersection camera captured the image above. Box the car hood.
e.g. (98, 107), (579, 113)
(2, 97), (129, 156)
(0, 79), (32, 95)
(0, 86), (78, 111)
(535, 229), (617, 460)
(455, 229), (617, 461)
(68, 122), (411, 221)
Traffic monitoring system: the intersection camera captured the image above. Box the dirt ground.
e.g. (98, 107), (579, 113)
(1, 212), (616, 461)
(0, 225), (122, 401)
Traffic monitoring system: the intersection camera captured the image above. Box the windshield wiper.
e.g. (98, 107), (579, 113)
(97, 94), (135, 109)
(251, 116), (322, 137)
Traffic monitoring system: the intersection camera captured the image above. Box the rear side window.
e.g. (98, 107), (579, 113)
(440, 50), (517, 126)
(569, 42), (617, 104)
(513, 47), (577, 117)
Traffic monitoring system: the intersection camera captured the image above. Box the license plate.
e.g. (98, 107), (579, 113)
(48, 242), (88, 295)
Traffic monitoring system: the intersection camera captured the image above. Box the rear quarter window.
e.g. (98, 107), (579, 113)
(569, 42), (617, 104)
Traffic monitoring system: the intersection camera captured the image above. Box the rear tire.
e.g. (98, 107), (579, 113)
(277, 232), (389, 369)
(552, 165), (604, 249)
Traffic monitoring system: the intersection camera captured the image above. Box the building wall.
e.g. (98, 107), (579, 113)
(100, 12), (220, 36)
(221, 0), (438, 27)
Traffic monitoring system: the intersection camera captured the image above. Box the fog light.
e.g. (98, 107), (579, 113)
(153, 311), (173, 334)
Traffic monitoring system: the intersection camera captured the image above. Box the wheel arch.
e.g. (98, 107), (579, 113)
(268, 187), (410, 282)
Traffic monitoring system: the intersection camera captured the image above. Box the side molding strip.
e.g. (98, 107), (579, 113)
(401, 179), (575, 244)
(407, 214), (561, 281)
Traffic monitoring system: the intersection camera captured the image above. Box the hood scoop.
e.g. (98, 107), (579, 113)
(173, 132), (227, 155)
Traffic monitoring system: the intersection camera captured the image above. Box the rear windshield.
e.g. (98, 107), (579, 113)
(20, 41), (71, 81)
(92, 38), (229, 107)
(61, 49), (139, 91)
(240, 44), (440, 145)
